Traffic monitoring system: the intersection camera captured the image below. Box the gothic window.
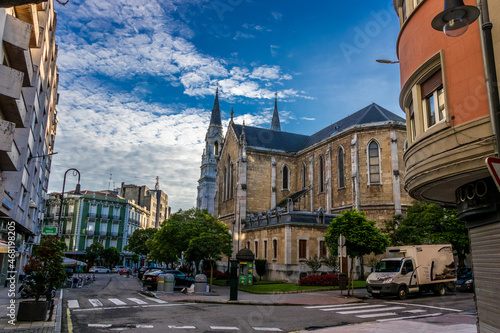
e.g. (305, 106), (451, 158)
(301, 163), (307, 189)
(282, 165), (290, 190)
(318, 155), (325, 193)
(223, 166), (227, 200)
(254, 240), (259, 259)
(368, 140), (381, 184)
(263, 240), (268, 259)
(338, 146), (345, 188)
(214, 141), (219, 156)
(230, 162), (234, 198)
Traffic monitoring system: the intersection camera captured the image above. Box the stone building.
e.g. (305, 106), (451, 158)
(0, 1), (59, 286)
(209, 91), (413, 281)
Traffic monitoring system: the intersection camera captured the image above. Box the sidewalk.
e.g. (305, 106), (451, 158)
(0, 285), (62, 333)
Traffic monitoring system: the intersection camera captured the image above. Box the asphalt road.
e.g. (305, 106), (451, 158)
(63, 273), (476, 333)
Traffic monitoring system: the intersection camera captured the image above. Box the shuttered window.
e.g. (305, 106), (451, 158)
(299, 239), (307, 259)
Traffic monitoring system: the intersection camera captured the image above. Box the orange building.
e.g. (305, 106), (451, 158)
(393, 0), (500, 331)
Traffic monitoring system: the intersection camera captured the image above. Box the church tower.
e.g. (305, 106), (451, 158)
(270, 92), (281, 131)
(197, 86), (224, 214)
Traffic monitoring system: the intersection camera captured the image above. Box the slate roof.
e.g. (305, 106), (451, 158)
(231, 103), (405, 153)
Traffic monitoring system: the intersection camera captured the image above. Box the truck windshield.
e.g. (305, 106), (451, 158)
(374, 260), (402, 273)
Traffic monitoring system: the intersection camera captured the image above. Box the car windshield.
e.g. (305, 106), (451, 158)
(374, 260), (402, 273)
(457, 267), (472, 278)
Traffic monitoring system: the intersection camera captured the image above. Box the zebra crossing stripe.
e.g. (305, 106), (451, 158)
(108, 298), (127, 305)
(88, 324), (112, 328)
(210, 326), (240, 330)
(128, 298), (148, 304)
(253, 328), (283, 331)
(320, 304), (387, 312)
(88, 299), (103, 307)
(356, 312), (398, 318)
(67, 300), (79, 309)
(304, 303), (369, 309)
(145, 297), (167, 303)
(168, 326), (196, 329)
(377, 312), (443, 322)
(337, 306), (406, 315)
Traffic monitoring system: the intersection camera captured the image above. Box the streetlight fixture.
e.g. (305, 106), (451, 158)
(57, 168), (82, 237)
(376, 59), (399, 64)
(431, 0), (480, 37)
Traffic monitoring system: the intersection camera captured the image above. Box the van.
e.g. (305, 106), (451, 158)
(366, 245), (456, 299)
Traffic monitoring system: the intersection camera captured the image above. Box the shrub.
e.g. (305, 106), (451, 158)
(298, 273), (339, 286)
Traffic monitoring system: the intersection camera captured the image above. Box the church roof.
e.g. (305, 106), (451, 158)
(210, 87), (222, 127)
(231, 103), (405, 153)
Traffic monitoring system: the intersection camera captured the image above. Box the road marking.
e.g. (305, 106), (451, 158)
(377, 312), (443, 322)
(146, 297), (167, 303)
(108, 298), (127, 305)
(210, 326), (240, 330)
(67, 300), (80, 309)
(89, 299), (104, 307)
(136, 324), (154, 328)
(403, 309), (427, 314)
(253, 328), (283, 331)
(72, 303), (186, 312)
(304, 303), (369, 309)
(89, 324), (112, 328)
(387, 302), (462, 312)
(337, 306), (406, 315)
(128, 297), (148, 304)
(67, 308), (73, 333)
(168, 325), (197, 329)
(320, 304), (387, 312)
(356, 312), (398, 318)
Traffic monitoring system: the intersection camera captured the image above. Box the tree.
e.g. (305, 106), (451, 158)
(85, 242), (104, 268)
(321, 255), (338, 273)
(325, 210), (388, 296)
(124, 228), (157, 256)
(254, 259), (267, 281)
(102, 247), (121, 268)
(305, 254), (322, 274)
(385, 201), (470, 266)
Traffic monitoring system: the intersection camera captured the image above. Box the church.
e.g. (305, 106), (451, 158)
(197, 89), (413, 281)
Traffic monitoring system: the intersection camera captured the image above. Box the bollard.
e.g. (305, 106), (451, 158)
(194, 274), (207, 293)
(164, 273), (175, 293)
(157, 274), (165, 292)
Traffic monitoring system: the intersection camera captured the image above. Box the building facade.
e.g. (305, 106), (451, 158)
(392, 0), (500, 331)
(211, 97), (413, 281)
(0, 1), (59, 286)
(120, 182), (169, 229)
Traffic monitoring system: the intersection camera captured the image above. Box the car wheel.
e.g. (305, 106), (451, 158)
(372, 293), (381, 299)
(434, 284), (446, 296)
(397, 286), (407, 300)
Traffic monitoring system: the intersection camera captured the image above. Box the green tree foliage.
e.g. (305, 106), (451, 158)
(325, 210), (389, 295)
(255, 259), (267, 280)
(85, 242), (104, 268)
(384, 201), (470, 265)
(305, 254), (322, 274)
(102, 247), (121, 268)
(124, 228), (157, 256)
(321, 255), (338, 273)
(23, 236), (66, 302)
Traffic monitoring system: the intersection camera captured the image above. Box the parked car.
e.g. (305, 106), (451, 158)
(119, 267), (133, 275)
(142, 269), (195, 291)
(455, 267), (474, 292)
(137, 267), (149, 279)
(89, 266), (110, 273)
(113, 265), (126, 273)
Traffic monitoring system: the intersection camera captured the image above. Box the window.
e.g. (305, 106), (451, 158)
(263, 240), (268, 259)
(246, 241), (251, 249)
(402, 0), (407, 21)
(254, 240), (259, 258)
(403, 260), (414, 273)
(214, 141), (219, 156)
(409, 100), (416, 141)
(421, 69), (445, 130)
(87, 222), (95, 235)
(282, 165), (290, 190)
(319, 240), (327, 258)
(299, 239), (307, 260)
(273, 239), (278, 260)
(301, 163), (307, 189)
(338, 147), (345, 188)
(368, 141), (381, 184)
(223, 157), (234, 200)
(110, 239), (117, 248)
(318, 155), (325, 193)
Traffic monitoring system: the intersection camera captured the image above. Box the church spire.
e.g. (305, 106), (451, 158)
(210, 83), (222, 126)
(270, 92), (281, 131)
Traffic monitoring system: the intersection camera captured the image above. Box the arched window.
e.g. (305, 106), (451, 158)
(282, 165), (290, 190)
(214, 141), (219, 156)
(301, 163), (307, 189)
(368, 141), (381, 184)
(338, 146), (345, 188)
(318, 155), (325, 192)
(229, 162), (234, 198)
(223, 166), (227, 200)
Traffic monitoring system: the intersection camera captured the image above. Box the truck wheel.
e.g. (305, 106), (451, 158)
(397, 286), (407, 300)
(434, 284), (446, 296)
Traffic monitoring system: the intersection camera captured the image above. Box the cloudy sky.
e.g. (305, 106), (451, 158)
(49, 0), (402, 212)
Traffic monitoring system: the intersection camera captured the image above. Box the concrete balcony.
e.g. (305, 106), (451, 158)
(0, 119), (18, 171)
(13, 4), (40, 48)
(0, 65), (27, 127)
(3, 14), (33, 87)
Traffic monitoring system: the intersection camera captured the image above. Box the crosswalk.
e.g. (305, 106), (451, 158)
(304, 302), (445, 321)
(67, 296), (168, 309)
(87, 324), (283, 331)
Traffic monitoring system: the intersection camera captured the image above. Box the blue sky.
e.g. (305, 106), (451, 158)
(49, 0), (402, 211)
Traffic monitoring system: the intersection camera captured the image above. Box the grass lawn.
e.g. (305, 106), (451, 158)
(210, 279), (366, 294)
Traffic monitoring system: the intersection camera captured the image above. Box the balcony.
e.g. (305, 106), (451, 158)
(13, 4), (40, 48)
(0, 65), (27, 127)
(0, 120), (19, 171)
(3, 14), (33, 87)
(88, 212), (96, 218)
(85, 229), (94, 236)
(111, 230), (119, 237)
(99, 229), (107, 236)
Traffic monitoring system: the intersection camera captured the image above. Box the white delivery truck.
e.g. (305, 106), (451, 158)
(366, 245), (456, 300)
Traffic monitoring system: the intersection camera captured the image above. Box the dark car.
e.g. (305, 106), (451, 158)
(142, 269), (194, 291)
(137, 267), (149, 279)
(455, 267), (474, 292)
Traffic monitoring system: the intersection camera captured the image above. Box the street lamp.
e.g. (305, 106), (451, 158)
(57, 168), (82, 237)
(432, 0), (500, 155)
(376, 59), (399, 64)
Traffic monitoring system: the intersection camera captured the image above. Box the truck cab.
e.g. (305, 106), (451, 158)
(366, 257), (417, 299)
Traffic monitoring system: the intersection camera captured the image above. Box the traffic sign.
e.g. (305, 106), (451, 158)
(486, 157), (500, 192)
(42, 226), (57, 235)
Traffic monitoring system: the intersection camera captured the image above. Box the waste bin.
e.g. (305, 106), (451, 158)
(338, 273), (347, 290)
(194, 274), (207, 293)
(157, 274), (165, 292)
(164, 273), (175, 293)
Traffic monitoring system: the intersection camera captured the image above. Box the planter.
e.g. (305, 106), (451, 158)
(17, 300), (49, 321)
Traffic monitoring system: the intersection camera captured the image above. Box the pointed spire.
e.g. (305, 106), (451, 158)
(230, 107), (234, 123)
(210, 83), (222, 126)
(271, 92), (281, 131)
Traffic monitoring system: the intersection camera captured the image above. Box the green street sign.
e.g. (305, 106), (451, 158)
(42, 226), (57, 235)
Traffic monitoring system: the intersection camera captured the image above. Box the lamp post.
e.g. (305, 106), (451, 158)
(432, 0), (500, 155)
(57, 168), (82, 238)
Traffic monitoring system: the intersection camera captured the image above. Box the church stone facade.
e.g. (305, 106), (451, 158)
(200, 91), (413, 281)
